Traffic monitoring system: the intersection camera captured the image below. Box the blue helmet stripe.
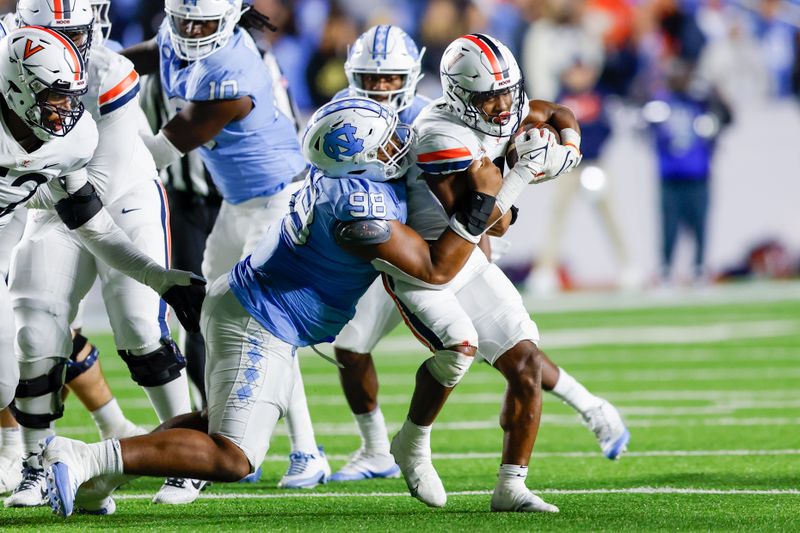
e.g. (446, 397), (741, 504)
(371, 25), (390, 60)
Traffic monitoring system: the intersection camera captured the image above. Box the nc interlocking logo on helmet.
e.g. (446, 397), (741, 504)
(302, 97), (413, 182)
(0, 25), (88, 140)
(323, 124), (365, 162)
(345, 25), (425, 113)
(440, 33), (527, 138)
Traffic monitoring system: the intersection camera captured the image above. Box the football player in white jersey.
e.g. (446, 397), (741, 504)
(0, 22), (203, 505)
(335, 34), (630, 512)
(2, 0), (202, 508)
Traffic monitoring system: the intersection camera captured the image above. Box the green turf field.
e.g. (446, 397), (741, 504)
(1, 284), (799, 531)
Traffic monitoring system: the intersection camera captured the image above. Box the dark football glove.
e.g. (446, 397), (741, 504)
(161, 273), (207, 333)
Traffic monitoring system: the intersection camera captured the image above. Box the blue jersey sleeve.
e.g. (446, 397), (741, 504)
(184, 30), (266, 102)
(331, 179), (406, 224)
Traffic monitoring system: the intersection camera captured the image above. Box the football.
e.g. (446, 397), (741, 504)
(505, 122), (561, 168)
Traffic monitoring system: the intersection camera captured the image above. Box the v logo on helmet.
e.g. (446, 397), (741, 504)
(23, 39), (44, 60)
(323, 124), (364, 162)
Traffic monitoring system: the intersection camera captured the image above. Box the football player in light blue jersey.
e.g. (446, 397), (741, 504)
(277, 24), (432, 489)
(121, 0), (306, 282)
(42, 98), (508, 518)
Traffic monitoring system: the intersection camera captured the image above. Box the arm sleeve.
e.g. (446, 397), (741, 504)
(70, 208), (170, 294)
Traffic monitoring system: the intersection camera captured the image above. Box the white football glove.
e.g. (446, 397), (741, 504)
(512, 127), (559, 183)
(539, 128), (583, 181)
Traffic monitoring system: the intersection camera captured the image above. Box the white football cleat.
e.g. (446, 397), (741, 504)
(491, 486), (559, 513)
(74, 472), (133, 515)
(152, 477), (209, 505)
(583, 399), (630, 460)
(41, 437), (95, 517)
(329, 448), (400, 482)
(0, 447), (23, 494)
(4, 455), (47, 508)
(390, 432), (446, 508)
(277, 447), (331, 489)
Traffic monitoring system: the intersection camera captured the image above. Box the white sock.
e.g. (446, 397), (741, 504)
(142, 371), (192, 423)
(497, 463), (528, 490)
(355, 407), (390, 455)
(550, 368), (603, 415)
(1, 427), (22, 450)
(90, 399), (127, 438)
(87, 439), (124, 478)
(398, 418), (431, 456)
(22, 426), (53, 457)
(285, 360), (319, 454)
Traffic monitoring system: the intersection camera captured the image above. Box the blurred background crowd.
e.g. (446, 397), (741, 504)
(2, 0), (798, 292)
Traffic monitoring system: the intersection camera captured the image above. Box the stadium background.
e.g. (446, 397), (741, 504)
(1, 0), (796, 289)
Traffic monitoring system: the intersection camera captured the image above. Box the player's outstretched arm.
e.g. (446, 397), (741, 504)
(52, 172), (205, 332)
(120, 38), (160, 76)
(141, 98), (252, 169)
(340, 157), (504, 285)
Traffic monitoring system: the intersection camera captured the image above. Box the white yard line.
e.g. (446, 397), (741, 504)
(112, 486), (800, 501)
(56, 415), (800, 438)
(257, 448), (800, 462)
(296, 319), (800, 356)
(118, 390), (800, 410)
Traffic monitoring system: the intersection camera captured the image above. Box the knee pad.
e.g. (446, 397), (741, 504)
(15, 311), (72, 358)
(65, 334), (99, 383)
(425, 349), (475, 388)
(12, 358), (67, 429)
(119, 338), (186, 387)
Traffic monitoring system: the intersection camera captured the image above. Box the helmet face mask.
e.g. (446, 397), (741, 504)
(33, 86), (85, 137)
(345, 25), (424, 113)
(440, 33), (527, 137)
(16, 0), (95, 62)
(0, 26), (88, 140)
(302, 97), (414, 182)
(89, 0), (111, 45)
(164, 0), (243, 61)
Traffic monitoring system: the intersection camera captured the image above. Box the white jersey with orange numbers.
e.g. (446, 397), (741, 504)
(407, 97), (513, 240)
(0, 112), (98, 232)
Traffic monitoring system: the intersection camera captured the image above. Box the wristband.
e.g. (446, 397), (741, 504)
(509, 205), (519, 226)
(496, 165), (530, 214)
(460, 191), (496, 236)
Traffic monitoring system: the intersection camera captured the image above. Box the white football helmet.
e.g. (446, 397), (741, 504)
(16, 0), (95, 60)
(0, 26), (88, 140)
(440, 33), (527, 137)
(344, 25), (424, 112)
(165, 0), (243, 61)
(89, 0), (111, 45)
(302, 97), (413, 182)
